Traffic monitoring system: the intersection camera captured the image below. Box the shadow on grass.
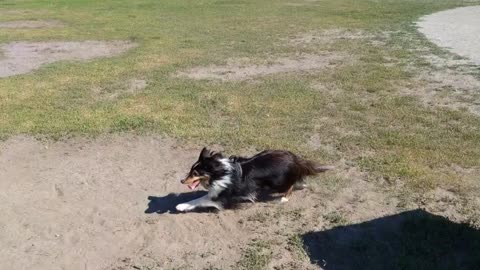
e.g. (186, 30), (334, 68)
(303, 209), (480, 270)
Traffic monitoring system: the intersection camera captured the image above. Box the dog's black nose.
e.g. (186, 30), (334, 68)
(180, 179), (185, 184)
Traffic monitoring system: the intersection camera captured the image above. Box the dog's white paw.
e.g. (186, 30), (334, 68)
(280, 197), (289, 203)
(176, 203), (194, 212)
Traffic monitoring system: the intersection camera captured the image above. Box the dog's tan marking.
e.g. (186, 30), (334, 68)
(281, 185), (294, 203)
(181, 175), (210, 185)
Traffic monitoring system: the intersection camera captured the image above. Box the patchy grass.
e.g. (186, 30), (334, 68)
(323, 211), (349, 226)
(247, 211), (270, 223)
(287, 234), (309, 261)
(1, 0), (479, 195)
(236, 240), (272, 270)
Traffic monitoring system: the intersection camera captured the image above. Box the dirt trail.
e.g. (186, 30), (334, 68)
(417, 6), (480, 65)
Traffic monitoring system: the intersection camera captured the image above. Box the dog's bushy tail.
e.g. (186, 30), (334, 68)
(296, 157), (334, 176)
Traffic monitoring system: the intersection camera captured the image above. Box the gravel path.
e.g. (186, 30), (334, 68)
(417, 6), (480, 65)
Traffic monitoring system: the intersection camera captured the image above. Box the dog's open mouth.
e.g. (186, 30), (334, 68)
(188, 180), (201, 190)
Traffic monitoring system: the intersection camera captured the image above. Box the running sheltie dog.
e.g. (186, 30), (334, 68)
(176, 147), (333, 212)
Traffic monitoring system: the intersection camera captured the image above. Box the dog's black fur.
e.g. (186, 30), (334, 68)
(176, 147), (333, 212)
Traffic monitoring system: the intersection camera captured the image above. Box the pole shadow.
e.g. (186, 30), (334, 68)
(302, 209), (480, 270)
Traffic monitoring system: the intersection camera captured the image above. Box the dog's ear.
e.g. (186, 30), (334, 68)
(199, 147), (223, 160)
(199, 147), (211, 159)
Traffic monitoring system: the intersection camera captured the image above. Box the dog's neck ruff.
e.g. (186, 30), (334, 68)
(208, 158), (242, 198)
(232, 161), (242, 179)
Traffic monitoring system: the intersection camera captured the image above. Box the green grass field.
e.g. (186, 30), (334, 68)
(2, 0), (479, 193)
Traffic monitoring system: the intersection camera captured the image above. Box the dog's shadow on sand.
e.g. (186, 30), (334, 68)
(145, 191), (211, 214)
(145, 190), (281, 214)
(302, 209), (480, 270)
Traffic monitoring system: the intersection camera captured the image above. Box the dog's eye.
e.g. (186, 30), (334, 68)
(192, 171), (199, 176)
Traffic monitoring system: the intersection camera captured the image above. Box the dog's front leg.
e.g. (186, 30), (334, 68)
(176, 195), (223, 212)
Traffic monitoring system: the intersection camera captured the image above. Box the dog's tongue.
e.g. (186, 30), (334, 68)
(188, 181), (200, 190)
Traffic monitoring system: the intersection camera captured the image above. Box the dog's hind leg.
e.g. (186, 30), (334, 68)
(280, 185), (294, 203)
(240, 192), (257, 203)
(176, 195), (223, 212)
(293, 179), (307, 190)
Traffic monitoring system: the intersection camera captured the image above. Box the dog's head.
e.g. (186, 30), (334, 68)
(181, 147), (227, 190)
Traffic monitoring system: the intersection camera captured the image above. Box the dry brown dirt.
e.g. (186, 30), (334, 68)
(176, 54), (345, 81)
(0, 41), (137, 78)
(2, 135), (476, 269)
(0, 135), (409, 270)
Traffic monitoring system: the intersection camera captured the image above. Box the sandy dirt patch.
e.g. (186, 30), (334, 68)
(417, 6), (480, 65)
(177, 54), (344, 81)
(0, 135), (245, 270)
(0, 19), (63, 28)
(0, 41), (137, 78)
(1, 135), (477, 269)
(0, 135), (401, 270)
